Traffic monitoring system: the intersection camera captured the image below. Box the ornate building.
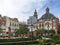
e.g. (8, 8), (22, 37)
(34, 7), (59, 34)
(0, 15), (19, 37)
(27, 9), (38, 31)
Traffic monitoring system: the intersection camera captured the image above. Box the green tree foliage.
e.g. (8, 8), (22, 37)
(39, 39), (55, 45)
(48, 30), (55, 34)
(35, 29), (44, 35)
(15, 24), (29, 36)
(39, 39), (45, 45)
(51, 34), (60, 44)
(35, 29), (56, 38)
(35, 29), (44, 38)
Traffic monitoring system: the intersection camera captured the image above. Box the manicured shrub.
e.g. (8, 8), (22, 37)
(39, 39), (55, 45)
(0, 40), (39, 45)
(51, 35), (60, 44)
(0, 38), (36, 42)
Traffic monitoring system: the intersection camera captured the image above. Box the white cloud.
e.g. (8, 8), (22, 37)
(0, 0), (48, 22)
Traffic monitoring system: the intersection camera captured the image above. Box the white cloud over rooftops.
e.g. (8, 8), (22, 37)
(0, 0), (49, 22)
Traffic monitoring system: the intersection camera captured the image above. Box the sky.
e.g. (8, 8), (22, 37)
(0, 0), (60, 22)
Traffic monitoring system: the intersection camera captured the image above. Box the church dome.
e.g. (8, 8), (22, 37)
(40, 7), (56, 19)
(41, 13), (56, 19)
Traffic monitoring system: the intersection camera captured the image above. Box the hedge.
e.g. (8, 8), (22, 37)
(0, 38), (36, 42)
(51, 35), (60, 44)
(0, 40), (39, 45)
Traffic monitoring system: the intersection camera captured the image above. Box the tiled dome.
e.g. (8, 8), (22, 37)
(40, 13), (56, 19)
(40, 7), (56, 19)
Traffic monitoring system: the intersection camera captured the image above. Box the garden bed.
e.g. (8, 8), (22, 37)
(0, 40), (39, 45)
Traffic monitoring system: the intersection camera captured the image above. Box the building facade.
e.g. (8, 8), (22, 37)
(34, 7), (59, 34)
(27, 7), (59, 36)
(27, 10), (38, 31)
(0, 15), (19, 37)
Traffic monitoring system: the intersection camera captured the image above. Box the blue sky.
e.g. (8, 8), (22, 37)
(0, 0), (60, 22)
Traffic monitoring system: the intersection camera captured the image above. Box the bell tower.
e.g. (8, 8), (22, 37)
(33, 9), (38, 18)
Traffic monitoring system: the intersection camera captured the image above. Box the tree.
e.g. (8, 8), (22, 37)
(15, 24), (29, 37)
(35, 29), (56, 38)
(49, 30), (55, 34)
(47, 30), (56, 37)
(35, 29), (44, 38)
(43, 30), (56, 37)
(36, 29), (44, 35)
